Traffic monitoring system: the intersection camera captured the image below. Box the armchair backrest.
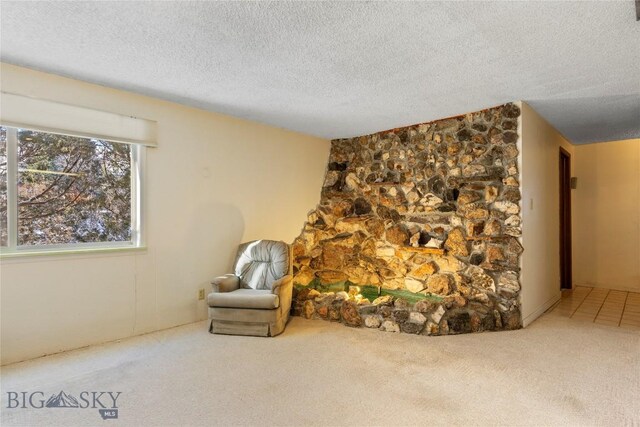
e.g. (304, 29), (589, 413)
(234, 240), (290, 290)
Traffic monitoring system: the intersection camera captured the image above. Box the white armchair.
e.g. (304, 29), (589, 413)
(208, 240), (293, 337)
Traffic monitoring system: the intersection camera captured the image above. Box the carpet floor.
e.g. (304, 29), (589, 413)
(1, 310), (638, 426)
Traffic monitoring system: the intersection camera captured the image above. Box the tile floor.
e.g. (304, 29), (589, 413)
(553, 286), (640, 329)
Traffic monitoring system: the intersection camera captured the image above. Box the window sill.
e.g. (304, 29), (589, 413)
(0, 246), (147, 261)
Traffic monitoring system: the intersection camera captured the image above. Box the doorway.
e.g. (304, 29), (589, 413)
(559, 147), (572, 290)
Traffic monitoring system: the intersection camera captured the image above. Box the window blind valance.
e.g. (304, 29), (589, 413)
(0, 92), (157, 147)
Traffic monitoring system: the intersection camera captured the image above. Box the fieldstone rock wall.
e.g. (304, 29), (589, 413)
(292, 103), (523, 335)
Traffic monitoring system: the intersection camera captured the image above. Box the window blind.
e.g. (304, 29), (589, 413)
(0, 92), (157, 146)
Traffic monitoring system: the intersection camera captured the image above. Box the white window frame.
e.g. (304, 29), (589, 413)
(0, 125), (145, 257)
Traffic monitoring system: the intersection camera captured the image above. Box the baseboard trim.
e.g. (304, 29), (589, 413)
(575, 282), (639, 293)
(522, 292), (561, 327)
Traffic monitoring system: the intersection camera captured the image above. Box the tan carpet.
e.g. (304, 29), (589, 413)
(1, 311), (639, 426)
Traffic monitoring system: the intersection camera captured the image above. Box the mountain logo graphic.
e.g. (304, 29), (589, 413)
(45, 391), (79, 408)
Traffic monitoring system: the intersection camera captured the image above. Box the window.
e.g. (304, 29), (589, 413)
(0, 125), (142, 253)
(0, 127), (7, 246)
(0, 92), (155, 254)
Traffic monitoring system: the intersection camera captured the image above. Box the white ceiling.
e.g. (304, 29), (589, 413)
(1, 1), (638, 143)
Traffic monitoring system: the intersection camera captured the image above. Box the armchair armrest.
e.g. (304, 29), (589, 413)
(272, 275), (294, 321)
(271, 275), (293, 296)
(211, 274), (240, 293)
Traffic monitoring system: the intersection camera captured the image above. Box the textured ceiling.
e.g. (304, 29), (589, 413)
(1, 1), (638, 143)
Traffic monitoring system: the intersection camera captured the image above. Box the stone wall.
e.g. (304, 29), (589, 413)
(292, 103), (523, 335)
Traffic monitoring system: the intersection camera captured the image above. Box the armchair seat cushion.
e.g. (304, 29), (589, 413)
(208, 289), (280, 310)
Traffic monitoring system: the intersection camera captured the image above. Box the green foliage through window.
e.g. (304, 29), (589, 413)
(0, 127), (7, 246)
(0, 126), (135, 248)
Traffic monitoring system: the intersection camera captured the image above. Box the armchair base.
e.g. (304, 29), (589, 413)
(208, 306), (289, 337)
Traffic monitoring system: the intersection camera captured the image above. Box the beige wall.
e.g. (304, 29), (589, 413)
(572, 139), (640, 292)
(520, 102), (574, 326)
(0, 63), (330, 364)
